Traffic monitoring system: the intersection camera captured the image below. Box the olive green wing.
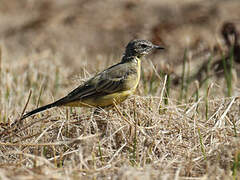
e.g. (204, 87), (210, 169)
(95, 63), (130, 93)
(58, 63), (131, 104)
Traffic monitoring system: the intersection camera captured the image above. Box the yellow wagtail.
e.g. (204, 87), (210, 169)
(21, 39), (164, 120)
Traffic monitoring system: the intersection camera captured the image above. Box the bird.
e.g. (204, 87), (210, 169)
(20, 39), (164, 120)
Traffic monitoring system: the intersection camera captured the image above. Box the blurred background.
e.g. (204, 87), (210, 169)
(1, 0), (240, 92)
(1, 1), (240, 178)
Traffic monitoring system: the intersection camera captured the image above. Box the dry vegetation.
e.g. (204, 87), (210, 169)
(0, 0), (240, 179)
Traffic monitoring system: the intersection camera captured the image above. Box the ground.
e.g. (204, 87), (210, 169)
(0, 0), (240, 179)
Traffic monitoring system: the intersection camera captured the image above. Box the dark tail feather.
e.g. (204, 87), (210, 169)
(20, 97), (67, 120)
(20, 102), (56, 120)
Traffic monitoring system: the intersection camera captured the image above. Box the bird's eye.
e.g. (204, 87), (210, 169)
(141, 44), (147, 48)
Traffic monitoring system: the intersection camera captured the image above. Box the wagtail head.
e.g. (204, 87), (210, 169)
(125, 39), (164, 57)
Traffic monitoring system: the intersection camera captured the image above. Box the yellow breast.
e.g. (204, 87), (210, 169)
(65, 58), (141, 108)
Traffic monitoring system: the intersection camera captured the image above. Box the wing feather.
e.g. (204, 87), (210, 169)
(60, 63), (131, 103)
(96, 78), (123, 93)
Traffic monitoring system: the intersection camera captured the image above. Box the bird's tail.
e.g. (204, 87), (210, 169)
(20, 97), (67, 120)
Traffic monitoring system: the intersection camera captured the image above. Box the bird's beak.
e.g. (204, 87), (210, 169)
(153, 45), (165, 50)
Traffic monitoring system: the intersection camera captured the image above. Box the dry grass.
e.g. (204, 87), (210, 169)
(0, 47), (239, 179)
(1, 0), (240, 179)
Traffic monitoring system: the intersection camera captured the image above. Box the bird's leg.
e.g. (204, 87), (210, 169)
(92, 107), (108, 135)
(93, 107), (102, 115)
